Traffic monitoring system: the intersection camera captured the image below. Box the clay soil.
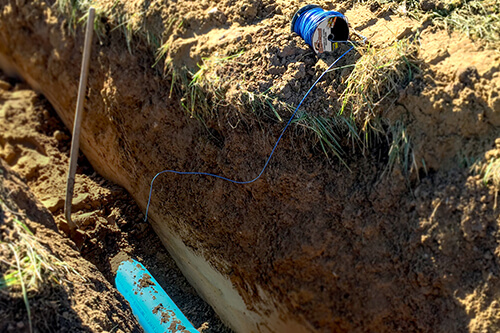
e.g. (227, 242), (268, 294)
(0, 0), (500, 332)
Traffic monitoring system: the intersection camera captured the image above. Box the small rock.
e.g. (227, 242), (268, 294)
(420, 0), (439, 11)
(428, 48), (449, 65)
(369, 1), (381, 12)
(54, 130), (69, 141)
(72, 192), (90, 210)
(198, 322), (209, 332)
(206, 7), (227, 23)
(72, 212), (98, 227)
(396, 26), (413, 40)
(0, 80), (12, 91)
(138, 223), (148, 233)
(0, 143), (17, 164)
(41, 196), (64, 213)
(240, 1), (258, 19)
(279, 44), (296, 58)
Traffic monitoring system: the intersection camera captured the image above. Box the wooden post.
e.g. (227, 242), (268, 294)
(64, 7), (95, 230)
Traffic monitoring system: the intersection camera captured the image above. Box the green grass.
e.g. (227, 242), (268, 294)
(55, 0), (108, 36)
(0, 218), (82, 290)
(340, 40), (419, 136)
(481, 156), (500, 209)
(241, 88), (294, 123)
(0, 211), (84, 331)
(383, 120), (415, 177)
(294, 113), (349, 165)
(8, 242), (31, 333)
(181, 51), (245, 118)
(153, 17), (181, 69)
(54, 0), (164, 52)
(51, 0), (422, 172)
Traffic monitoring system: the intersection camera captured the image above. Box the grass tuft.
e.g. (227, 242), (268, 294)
(294, 112), (349, 165)
(340, 40), (419, 139)
(0, 218), (82, 290)
(0, 210), (84, 329)
(481, 156), (500, 209)
(55, 0), (107, 36)
(433, 0), (500, 47)
(482, 157), (500, 188)
(8, 242), (31, 333)
(383, 120), (417, 177)
(181, 51), (245, 118)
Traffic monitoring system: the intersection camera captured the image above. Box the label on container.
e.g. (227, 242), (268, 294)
(311, 16), (342, 54)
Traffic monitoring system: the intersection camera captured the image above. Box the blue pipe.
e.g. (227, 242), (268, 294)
(115, 259), (199, 333)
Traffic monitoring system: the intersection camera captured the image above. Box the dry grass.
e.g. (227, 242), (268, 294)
(481, 156), (500, 209)
(433, 0), (500, 48)
(340, 40), (419, 135)
(483, 158), (500, 188)
(357, 0), (500, 47)
(181, 51), (245, 118)
(383, 120), (418, 177)
(52, 0), (422, 171)
(0, 202), (83, 332)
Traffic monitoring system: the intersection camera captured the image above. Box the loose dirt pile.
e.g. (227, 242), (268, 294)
(0, 0), (499, 332)
(0, 159), (141, 332)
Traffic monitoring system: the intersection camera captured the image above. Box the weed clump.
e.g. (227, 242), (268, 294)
(480, 140), (500, 208)
(340, 40), (419, 134)
(0, 202), (83, 332)
(433, 0), (500, 47)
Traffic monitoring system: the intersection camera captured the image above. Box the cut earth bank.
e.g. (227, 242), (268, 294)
(1, 0), (499, 332)
(0, 72), (231, 332)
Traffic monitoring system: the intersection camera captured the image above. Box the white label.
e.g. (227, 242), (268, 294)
(311, 16), (341, 54)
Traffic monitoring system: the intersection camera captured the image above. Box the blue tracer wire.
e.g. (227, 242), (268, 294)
(144, 45), (354, 222)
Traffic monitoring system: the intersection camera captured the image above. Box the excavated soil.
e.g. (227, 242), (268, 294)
(0, 73), (230, 332)
(0, 0), (499, 332)
(0, 156), (141, 332)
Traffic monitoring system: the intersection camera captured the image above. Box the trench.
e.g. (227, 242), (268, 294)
(1, 1), (500, 332)
(0, 69), (232, 332)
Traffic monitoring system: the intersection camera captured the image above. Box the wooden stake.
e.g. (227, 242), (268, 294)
(65, 7), (95, 230)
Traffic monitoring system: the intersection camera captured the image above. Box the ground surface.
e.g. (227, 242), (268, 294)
(0, 0), (499, 332)
(0, 73), (230, 332)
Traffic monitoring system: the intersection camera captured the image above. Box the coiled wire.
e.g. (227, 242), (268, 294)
(292, 6), (348, 48)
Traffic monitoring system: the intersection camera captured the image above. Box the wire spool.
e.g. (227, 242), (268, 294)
(291, 4), (349, 54)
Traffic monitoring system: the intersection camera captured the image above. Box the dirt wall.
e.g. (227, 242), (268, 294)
(0, 1), (499, 332)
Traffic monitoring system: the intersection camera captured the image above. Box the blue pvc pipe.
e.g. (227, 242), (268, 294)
(115, 259), (199, 333)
